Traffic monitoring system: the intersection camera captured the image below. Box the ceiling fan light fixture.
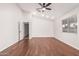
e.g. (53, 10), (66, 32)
(42, 8), (46, 11)
(37, 3), (52, 12)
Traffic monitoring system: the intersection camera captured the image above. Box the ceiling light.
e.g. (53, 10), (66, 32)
(41, 14), (44, 16)
(32, 12), (37, 15)
(42, 8), (46, 11)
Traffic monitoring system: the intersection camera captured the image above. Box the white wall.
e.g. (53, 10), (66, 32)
(54, 6), (79, 49)
(0, 3), (25, 51)
(31, 15), (54, 37)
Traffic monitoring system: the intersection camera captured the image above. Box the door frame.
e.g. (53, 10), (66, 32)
(23, 22), (29, 39)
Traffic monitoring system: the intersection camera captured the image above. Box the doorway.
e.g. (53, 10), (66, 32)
(24, 22), (29, 39)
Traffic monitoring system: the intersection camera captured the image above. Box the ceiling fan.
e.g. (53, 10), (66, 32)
(37, 3), (52, 12)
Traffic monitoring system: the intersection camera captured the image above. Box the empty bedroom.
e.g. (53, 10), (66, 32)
(0, 3), (79, 56)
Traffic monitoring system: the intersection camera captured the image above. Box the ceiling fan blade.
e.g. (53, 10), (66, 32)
(39, 3), (43, 7)
(46, 8), (52, 10)
(46, 3), (52, 7)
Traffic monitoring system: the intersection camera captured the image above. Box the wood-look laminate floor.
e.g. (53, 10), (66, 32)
(0, 37), (79, 56)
